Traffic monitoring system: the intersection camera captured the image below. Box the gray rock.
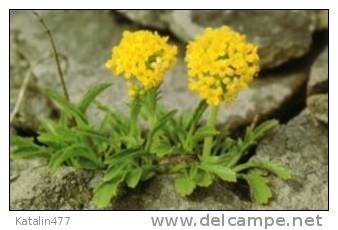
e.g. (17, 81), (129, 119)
(117, 10), (319, 69)
(251, 110), (328, 210)
(10, 160), (94, 210)
(10, 32), (56, 131)
(109, 175), (249, 210)
(307, 94), (328, 124)
(10, 72), (56, 132)
(117, 10), (171, 29)
(307, 47), (328, 96)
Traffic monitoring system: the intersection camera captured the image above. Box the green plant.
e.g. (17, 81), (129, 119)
(10, 25), (291, 209)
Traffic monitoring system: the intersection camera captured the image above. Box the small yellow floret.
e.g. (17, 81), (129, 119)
(185, 26), (260, 105)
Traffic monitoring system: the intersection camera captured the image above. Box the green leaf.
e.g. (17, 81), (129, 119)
(48, 145), (100, 172)
(140, 166), (156, 181)
(257, 161), (291, 180)
(187, 100), (208, 130)
(149, 138), (175, 157)
(193, 126), (219, 142)
(194, 170), (213, 187)
(151, 110), (177, 138)
(225, 120), (279, 168)
(44, 90), (88, 126)
(104, 149), (147, 164)
(146, 110), (177, 150)
(78, 83), (111, 113)
(126, 168), (143, 188)
(102, 162), (130, 182)
(37, 133), (67, 148)
(251, 119), (279, 140)
(73, 127), (109, 141)
(241, 172), (272, 204)
(175, 175), (196, 196)
(200, 164), (237, 182)
(10, 136), (50, 159)
(72, 158), (100, 170)
(233, 160), (291, 180)
(40, 119), (58, 135)
(93, 176), (124, 208)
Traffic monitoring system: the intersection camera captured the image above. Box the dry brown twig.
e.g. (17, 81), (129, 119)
(10, 66), (32, 124)
(32, 10), (70, 101)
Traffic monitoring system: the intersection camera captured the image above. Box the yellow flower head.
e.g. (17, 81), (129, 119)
(185, 26), (260, 106)
(105, 30), (177, 96)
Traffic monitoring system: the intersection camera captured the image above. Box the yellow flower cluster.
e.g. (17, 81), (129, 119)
(105, 30), (177, 96)
(185, 26), (260, 106)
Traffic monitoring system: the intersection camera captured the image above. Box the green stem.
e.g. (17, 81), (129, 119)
(144, 89), (158, 151)
(129, 96), (141, 147)
(202, 105), (219, 157)
(232, 162), (254, 172)
(144, 88), (158, 129)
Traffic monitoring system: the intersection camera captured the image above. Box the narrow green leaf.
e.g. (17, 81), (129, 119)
(73, 128), (109, 141)
(10, 136), (50, 159)
(72, 158), (100, 170)
(44, 89), (88, 125)
(194, 170), (213, 187)
(93, 177), (123, 208)
(150, 138), (175, 157)
(200, 164), (237, 182)
(193, 126), (219, 141)
(37, 133), (67, 148)
(78, 83), (111, 113)
(187, 100), (208, 130)
(241, 172), (272, 204)
(102, 162), (130, 182)
(199, 154), (222, 164)
(11, 136), (34, 146)
(150, 110), (177, 138)
(252, 119), (279, 140)
(126, 168), (143, 188)
(48, 145), (100, 172)
(40, 119), (58, 135)
(140, 166), (156, 181)
(104, 149), (147, 164)
(243, 119), (279, 146)
(256, 161), (291, 180)
(175, 175), (196, 196)
(234, 160), (291, 180)
(146, 110), (177, 150)
(11, 148), (49, 159)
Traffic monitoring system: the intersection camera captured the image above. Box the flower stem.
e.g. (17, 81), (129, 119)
(202, 105), (219, 157)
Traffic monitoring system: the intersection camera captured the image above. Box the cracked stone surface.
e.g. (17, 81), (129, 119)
(10, 160), (94, 210)
(307, 47), (328, 96)
(307, 94), (328, 125)
(306, 47), (328, 125)
(251, 110), (328, 210)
